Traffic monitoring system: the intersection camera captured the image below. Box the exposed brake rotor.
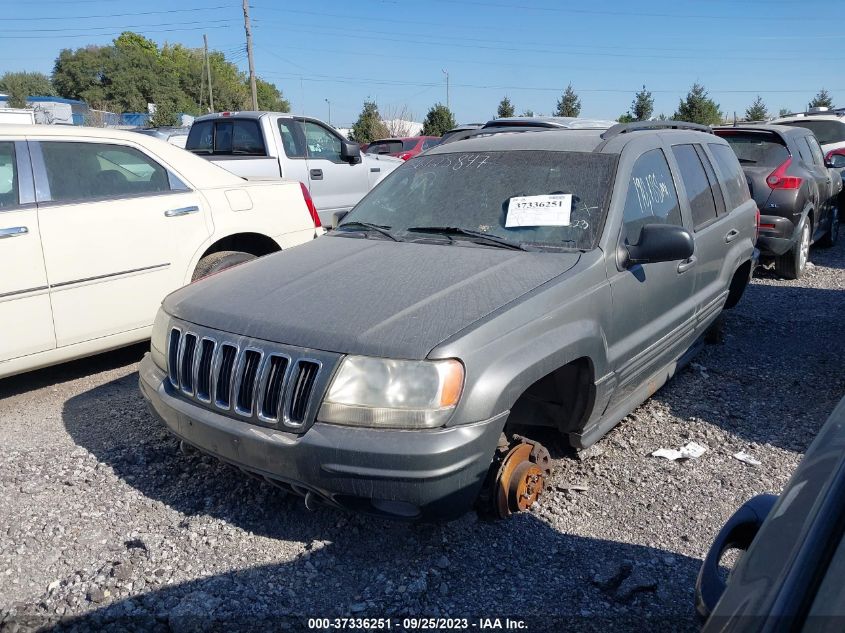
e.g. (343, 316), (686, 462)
(494, 435), (552, 518)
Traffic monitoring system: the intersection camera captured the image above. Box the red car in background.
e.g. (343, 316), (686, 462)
(363, 136), (441, 160)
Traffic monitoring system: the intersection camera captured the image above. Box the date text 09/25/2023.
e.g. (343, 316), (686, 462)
(307, 617), (528, 630)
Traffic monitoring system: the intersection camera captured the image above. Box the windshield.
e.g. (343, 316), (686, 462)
(779, 120), (845, 145)
(341, 150), (618, 250)
(716, 132), (790, 167)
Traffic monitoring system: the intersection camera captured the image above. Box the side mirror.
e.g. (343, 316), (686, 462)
(826, 151), (845, 169)
(341, 140), (362, 164)
(624, 223), (694, 267)
(331, 210), (349, 229)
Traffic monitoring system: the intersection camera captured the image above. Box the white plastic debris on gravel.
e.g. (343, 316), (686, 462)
(651, 442), (708, 461)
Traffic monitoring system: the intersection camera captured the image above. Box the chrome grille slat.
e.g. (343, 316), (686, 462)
(195, 338), (216, 402)
(234, 349), (263, 416)
(179, 333), (198, 395)
(165, 325), (331, 432)
(214, 344), (238, 409)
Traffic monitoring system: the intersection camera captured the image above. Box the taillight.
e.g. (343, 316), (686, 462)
(299, 182), (321, 228)
(398, 152), (414, 160)
(766, 157), (802, 190)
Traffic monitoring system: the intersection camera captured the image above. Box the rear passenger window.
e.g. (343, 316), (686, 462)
(277, 120), (305, 158)
(0, 142), (18, 209)
(41, 142), (170, 202)
(622, 148), (682, 245)
(672, 144), (718, 229)
(806, 136), (825, 166)
(186, 121), (213, 153)
(708, 143), (751, 210)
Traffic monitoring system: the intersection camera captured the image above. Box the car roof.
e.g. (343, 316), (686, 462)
(427, 124), (721, 155)
(0, 123), (243, 189)
(772, 114), (845, 123)
(192, 111), (325, 125)
(485, 116), (617, 129)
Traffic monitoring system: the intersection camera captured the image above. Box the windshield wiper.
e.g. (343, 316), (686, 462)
(405, 226), (527, 251)
(335, 221), (402, 242)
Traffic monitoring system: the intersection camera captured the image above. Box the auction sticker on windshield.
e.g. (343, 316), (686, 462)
(505, 194), (572, 227)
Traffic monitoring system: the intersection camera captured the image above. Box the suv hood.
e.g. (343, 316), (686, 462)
(164, 236), (580, 359)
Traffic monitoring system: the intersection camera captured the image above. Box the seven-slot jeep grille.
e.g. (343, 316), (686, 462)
(166, 325), (333, 431)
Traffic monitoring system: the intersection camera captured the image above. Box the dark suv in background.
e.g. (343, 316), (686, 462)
(714, 125), (840, 278)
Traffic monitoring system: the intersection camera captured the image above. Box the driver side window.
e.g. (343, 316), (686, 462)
(301, 121), (342, 161)
(622, 149), (682, 245)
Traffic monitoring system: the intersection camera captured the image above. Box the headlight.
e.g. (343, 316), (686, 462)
(150, 307), (169, 370)
(318, 356), (464, 429)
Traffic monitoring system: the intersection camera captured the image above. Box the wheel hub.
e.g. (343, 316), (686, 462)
(494, 437), (551, 518)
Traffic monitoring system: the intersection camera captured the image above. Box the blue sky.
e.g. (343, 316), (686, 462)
(1, 0), (843, 126)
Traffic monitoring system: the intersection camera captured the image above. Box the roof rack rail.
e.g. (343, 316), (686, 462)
(600, 120), (713, 140)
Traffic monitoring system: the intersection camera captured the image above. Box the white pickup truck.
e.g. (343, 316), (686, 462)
(186, 112), (403, 227)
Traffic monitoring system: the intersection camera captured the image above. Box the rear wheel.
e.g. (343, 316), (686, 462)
(774, 221), (810, 280)
(191, 250), (256, 282)
(817, 207), (839, 248)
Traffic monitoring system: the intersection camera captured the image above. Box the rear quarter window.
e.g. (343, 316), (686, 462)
(186, 121), (213, 153)
(708, 143), (751, 210)
(717, 132), (789, 168)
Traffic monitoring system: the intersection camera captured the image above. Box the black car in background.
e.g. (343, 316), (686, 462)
(714, 125), (840, 278)
(697, 396), (845, 631)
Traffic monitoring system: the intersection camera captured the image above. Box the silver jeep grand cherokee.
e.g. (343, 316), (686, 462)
(140, 121), (758, 521)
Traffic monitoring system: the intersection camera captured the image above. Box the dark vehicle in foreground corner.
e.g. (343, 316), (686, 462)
(714, 125), (840, 278)
(364, 136), (441, 160)
(697, 396), (845, 631)
(139, 120), (757, 521)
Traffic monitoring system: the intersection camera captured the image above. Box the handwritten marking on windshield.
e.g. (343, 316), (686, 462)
(411, 154), (493, 171)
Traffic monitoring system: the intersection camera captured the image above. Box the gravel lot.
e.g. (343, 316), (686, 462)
(1, 239), (843, 632)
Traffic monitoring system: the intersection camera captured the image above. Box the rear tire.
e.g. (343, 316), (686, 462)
(817, 207), (839, 248)
(774, 221), (810, 280)
(191, 250), (256, 282)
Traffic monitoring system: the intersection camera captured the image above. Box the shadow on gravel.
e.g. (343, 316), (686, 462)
(36, 513), (702, 633)
(654, 280), (845, 454)
(0, 343), (148, 400)
(60, 377), (702, 632)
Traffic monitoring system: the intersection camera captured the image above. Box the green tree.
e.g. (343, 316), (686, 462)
(617, 113), (635, 123)
(778, 107), (791, 117)
(631, 85), (654, 121)
(150, 99), (179, 127)
(673, 83), (721, 126)
(421, 102), (456, 136)
(521, 109), (534, 117)
(255, 78), (290, 112)
(554, 84), (581, 117)
(51, 31), (287, 117)
(497, 96), (515, 118)
(808, 88), (834, 110)
(350, 101), (388, 143)
(0, 71), (56, 108)
(745, 95), (768, 121)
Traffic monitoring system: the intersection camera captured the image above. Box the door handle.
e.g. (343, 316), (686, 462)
(724, 229), (740, 243)
(0, 226), (28, 239)
(677, 256), (697, 273)
(164, 205), (199, 217)
(310, 169), (324, 180)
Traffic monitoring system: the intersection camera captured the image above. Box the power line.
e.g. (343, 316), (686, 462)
(0, 19), (237, 34)
(0, 25), (233, 39)
(0, 5), (235, 21)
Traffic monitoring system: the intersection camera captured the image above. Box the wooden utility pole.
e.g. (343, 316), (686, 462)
(243, 0), (258, 110)
(442, 69), (450, 109)
(204, 34), (214, 112)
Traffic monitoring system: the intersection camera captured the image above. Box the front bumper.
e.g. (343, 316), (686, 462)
(139, 354), (505, 520)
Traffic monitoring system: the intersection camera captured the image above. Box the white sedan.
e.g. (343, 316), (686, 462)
(0, 124), (322, 378)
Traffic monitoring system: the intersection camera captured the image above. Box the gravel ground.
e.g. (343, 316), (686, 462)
(1, 239), (843, 633)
